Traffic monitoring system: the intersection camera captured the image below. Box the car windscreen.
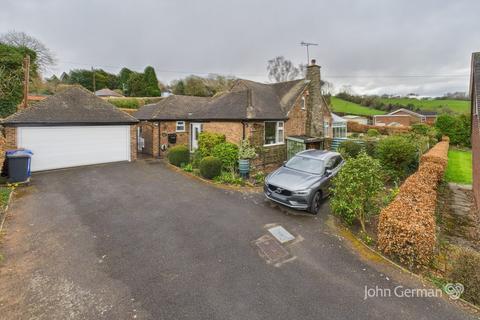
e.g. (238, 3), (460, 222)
(285, 156), (325, 175)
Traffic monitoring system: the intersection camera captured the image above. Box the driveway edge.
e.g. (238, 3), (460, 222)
(0, 188), (15, 234)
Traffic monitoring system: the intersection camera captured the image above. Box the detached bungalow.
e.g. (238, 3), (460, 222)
(134, 60), (334, 169)
(373, 108), (437, 127)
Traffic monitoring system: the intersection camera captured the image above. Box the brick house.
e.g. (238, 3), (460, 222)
(134, 59), (333, 168)
(470, 52), (480, 211)
(373, 108), (437, 127)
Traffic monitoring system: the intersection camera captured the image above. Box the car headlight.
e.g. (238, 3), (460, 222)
(292, 189), (310, 196)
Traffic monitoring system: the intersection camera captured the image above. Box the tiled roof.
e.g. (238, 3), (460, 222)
(133, 78), (309, 121)
(3, 86), (138, 125)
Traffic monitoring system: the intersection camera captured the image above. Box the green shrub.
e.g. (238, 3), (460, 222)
(198, 132), (225, 157)
(214, 171), (244, 185)
(199, 156), (222, 179)
(447, 247), (480, 305)
(252, 171), (266, 185)
(376, 135), (417, 181)
(212, 142), (239, 171)
(367, 128), (380, 137)
(435, 114), (471, 147)
(338, 140), (362, 158)
(191, 150), (203, 168)
(168, 145), (190, 167)
(106, 98), (142, 109)
(181, 163), (193, 172)
(411, 123), (430, 135)
(363, 139), (377, 157)
(330, 152), (384, 233)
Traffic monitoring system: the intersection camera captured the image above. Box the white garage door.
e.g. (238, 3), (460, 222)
(17, 126), (131, 172)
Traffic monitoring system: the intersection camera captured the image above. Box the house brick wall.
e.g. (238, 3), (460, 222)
(285, 97), (307, 136)
(374, 115), (413, 127)
(473, 112), (480, 212)
(130, 125), (137, 161)
(138, 121), (160, 157)
(202, 122), (244, 143)
(425, 116), (437, 125)
(159, 121), (189, 155)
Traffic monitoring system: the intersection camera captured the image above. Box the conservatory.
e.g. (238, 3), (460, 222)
(332, 113), (347, 138)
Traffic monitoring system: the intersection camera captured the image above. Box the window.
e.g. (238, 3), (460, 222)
(301, 97), (306, 110)
(264, 121), (284, 145)
(176, 121), (185, 132)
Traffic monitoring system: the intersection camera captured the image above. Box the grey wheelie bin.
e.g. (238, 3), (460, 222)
(6, 149), (33, 183)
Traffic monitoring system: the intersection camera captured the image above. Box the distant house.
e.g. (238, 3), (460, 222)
(470, 52), (480, 211)
(373, 108), (437, 126)
(343, 115), (368, 125)
(134, 59), (334, 169)
(95, 88), (124, 98)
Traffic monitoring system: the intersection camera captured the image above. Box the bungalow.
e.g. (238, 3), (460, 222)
(95, 88), (124, 98)
(470, 52), (480, 211)
(134, 59), (334, 169)
(373, 108), (437, 127)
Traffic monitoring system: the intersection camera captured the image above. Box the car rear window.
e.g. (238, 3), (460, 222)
(285, 156), (325, 175)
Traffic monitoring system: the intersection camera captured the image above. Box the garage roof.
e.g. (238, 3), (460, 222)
(3, 86), (138, 125)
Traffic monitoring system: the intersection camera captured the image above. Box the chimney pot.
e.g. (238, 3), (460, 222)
(311, 59), (316, 65)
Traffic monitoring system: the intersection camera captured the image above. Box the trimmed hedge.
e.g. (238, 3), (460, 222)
(199, 156), (222, 179)
(377, 139), (449, 268)
(198, 132), (225, 157)
(168, 145), (190, 167)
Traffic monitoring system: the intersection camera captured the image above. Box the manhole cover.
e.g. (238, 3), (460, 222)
(268, 226), (295, 243)
(255, 236), (289, 262)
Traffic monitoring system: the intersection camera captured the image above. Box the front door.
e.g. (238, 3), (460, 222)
(190, 123), (202, 152)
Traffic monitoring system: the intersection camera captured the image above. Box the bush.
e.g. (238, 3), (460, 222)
(330, 152), (384, 233)
(338, 140), (363, 158)
(411, 123), (430, 135)
(191, 150), (202, 168)
(198, 132), (225, 157)
(238, 139), (257, 159)
(435, 114), (471, 147)
(214, 171), (244, 185)
(367, 128), (380, 137)
(376, 135), (418, 181)
(447, 247), (480, 305)
(168, 145), (190, 167)
(199, 156), (222, 179)
(106, 98), (142, 109)
(211, 142), (239, 171)
(363, 139), (377, 157)
(377, 140), (449, 268)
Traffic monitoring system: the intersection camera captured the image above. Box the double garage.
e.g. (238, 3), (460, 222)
(3, 87), (138, 172)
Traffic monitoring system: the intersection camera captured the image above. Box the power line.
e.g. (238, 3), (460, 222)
(54, 59), (469, 79)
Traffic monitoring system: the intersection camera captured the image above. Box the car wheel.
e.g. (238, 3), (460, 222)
(309, 191), (322, 214)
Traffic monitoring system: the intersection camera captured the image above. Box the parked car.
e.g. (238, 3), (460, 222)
(264, 150), (344, 214)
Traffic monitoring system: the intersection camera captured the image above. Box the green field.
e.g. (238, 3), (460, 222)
(330, 97), (386, 116)
(378, 98), (470, 114)
(445, 149), (472, 184)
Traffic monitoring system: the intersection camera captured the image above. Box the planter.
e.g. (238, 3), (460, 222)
(238, 159), (250, 178)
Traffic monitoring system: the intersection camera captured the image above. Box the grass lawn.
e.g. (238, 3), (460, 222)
(445, 149), (472, 184)
(378, 98), (470, 114)
(330, 97), (386, 116)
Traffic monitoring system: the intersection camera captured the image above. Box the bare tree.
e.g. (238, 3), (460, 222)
(267, 56), (301, 83)
(0, 31), (56, 71)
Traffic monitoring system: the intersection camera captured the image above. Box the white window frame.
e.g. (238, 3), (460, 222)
(264, 121), (285, 146)
(301, 96), (306, 110)
(176, 121), (186, 132)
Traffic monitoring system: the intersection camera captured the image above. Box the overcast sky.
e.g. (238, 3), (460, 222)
(1, 0), (479, 96)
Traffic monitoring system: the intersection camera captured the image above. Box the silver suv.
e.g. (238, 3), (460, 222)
(264, 150), (344, 214)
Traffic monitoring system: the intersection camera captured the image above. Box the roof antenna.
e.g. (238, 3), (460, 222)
(300, 41), (318, 64)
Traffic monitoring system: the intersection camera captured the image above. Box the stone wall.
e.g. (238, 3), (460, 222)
(285, 97), (307, 136)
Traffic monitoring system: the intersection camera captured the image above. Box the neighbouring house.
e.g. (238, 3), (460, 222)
(134, 59), (334, 169)
(343, 114), (368, 125)
(2, 86), (138, 171)
(95, 88), (124, 98)
(470, 52), (480, 211)
(373, 108), (437, 126)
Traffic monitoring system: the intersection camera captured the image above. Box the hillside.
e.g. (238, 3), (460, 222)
(330, 97), (386, 116)
(378, 98), (469, 114)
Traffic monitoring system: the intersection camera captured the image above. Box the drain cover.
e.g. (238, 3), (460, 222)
(256, 236), (289, 262)
(268, 226), (295, 243)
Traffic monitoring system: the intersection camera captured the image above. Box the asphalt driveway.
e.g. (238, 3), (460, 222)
(0, 160), (475, 319)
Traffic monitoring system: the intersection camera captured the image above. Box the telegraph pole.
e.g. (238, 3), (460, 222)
(91, 66), (96, 92)
(22, 54), (30, 109)
(300, 41), (318, 64)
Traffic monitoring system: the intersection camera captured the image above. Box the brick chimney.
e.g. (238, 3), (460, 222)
(305, 59), (324, 137)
